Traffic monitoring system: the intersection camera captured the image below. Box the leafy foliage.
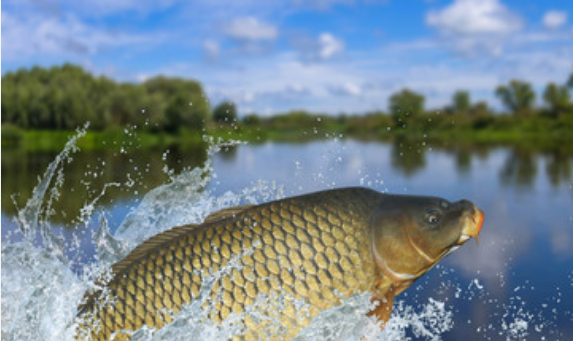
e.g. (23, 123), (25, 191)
(543, 83), (571, 117)
(242, 114), (261, 126)
(495, 80), (536, 116)
(213, 101), (238, 123)
(452, 90), (471, 114)
(1, 64), (210, 131)
(2, 65), (572, 149)
(1, 124), (24, 146)
(389, 89), (425, 129)
(263, 110), (334, 130)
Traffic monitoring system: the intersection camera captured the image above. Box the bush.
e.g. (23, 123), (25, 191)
(213, 101), (238, 123)
(242, 114), (260, 126)
(472, 114), (495, 130)
(1, 124), (24, 146)
(345, 113), (392, 134)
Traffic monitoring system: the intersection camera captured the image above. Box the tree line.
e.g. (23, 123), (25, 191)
(1, 64), (231, 132)
(2, 64), (572, 136)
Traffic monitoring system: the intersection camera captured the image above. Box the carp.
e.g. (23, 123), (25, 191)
(76, 187), (484, 340)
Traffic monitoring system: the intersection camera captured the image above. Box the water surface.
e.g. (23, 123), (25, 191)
(2, 136), (572, 340)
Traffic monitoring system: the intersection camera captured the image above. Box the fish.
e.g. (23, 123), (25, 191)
(75, 187), (484, 340)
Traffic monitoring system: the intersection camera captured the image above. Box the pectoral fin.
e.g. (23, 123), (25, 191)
(368, 286), (395, 326)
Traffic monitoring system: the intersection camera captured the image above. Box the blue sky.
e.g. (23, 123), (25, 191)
(2, 0), (572, 115)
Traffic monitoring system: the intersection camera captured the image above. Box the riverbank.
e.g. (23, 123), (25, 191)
(2, 126), (571, 153)
(6, 114), (572, 153)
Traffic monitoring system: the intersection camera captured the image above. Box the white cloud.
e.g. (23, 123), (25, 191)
(330, 82), (362, 96)
(318, 33), (344, 60)
(290, 32), (345, 62)
(151, 33), (572, 114)
(543, 10), (568, 29)
(1, 11), (152, 61)
(426, 0), (522, 35)
(203, 40), (220, 60)
(223, 17), (278, 42)
(426, 0), (523, 56)
(4, 0), (571, 115)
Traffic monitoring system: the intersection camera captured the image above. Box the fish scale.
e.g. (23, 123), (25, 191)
(76, 188), (383, 340)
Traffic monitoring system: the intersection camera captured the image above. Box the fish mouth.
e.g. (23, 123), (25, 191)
(456, 207), (484, 246)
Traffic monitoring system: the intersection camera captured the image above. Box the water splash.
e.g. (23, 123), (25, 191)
(1, 243), (84, 340)
(13, 123), (88, 259)
(2, 127), (568, 340)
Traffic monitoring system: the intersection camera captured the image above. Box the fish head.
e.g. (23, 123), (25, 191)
(371, 194), (484, 283)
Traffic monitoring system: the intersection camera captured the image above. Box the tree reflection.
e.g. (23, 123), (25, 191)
(391, 137), (427, 177)
(218, 144), (239, 162)
(163, 143), (208, 174)
(500, 147), (538, 189)
(455, 149), (472, 174)
(4, 140), (573, 229)
(1, 143), (208, 226)
(545, 149), (573, 187)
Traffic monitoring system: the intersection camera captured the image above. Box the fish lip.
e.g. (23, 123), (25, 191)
(456, 207), (484, 245)
(455, 234), (471, 245)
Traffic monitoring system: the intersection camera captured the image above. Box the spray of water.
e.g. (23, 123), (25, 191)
(2, 126), (560, 341)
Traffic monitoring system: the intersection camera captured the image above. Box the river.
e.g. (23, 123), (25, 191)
(2, 131), (573, 340)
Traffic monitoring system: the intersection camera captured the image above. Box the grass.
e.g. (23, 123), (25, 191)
(3, 115), (573, 153)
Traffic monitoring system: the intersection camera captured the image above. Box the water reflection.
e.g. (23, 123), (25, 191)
(1, 144), (208, 225)
(3, 139), (573, 225)
(218, 144), (239, 162)
(455, 149), (472, 174)
(545, 148), (573, 187)
(2, 137), (573, 340)
(391, 138), (427, 177)
(500, 147), (538, 189)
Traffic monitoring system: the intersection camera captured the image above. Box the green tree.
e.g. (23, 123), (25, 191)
(14, 87), (31, 129)
(452, 90), (471, 114)
(165, 92), (189, 133)
(144, 76), (210, 131)
(1, 65), (212, 131)
(543, 82), (571, 117)
(389, 89), (425, 129)
(105, 84), (145, 126)
(495, 80), (536, 116)
(213, 101), (238, 123)
(567, 72), (573, 89)
(185, 91), (210, 130)
(242, 114), (260, 126)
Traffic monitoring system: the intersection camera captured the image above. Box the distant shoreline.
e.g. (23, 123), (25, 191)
(3, 65), (572, 152)
(3, 121), (572, 153)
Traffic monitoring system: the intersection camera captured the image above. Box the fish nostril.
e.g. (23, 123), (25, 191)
(457, 200), (475, 212)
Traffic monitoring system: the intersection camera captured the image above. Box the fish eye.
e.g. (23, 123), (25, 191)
(426, 210), (441, 225)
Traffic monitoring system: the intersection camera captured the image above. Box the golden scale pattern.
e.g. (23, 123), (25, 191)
(77, 188), (381, 340)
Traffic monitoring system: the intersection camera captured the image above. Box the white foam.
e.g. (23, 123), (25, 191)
(2, 128), (563, 341)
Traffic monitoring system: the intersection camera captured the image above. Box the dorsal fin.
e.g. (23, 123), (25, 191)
(109, 205), (254, 277)
(78, 205), (256, 317)
(111, 223), (201, 275)
(111, 205), (254, 275)
(203, 205), (254, 224)
(77, 223), (201, 316)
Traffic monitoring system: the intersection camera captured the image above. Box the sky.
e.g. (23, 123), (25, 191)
(2, 0), (572, 115)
